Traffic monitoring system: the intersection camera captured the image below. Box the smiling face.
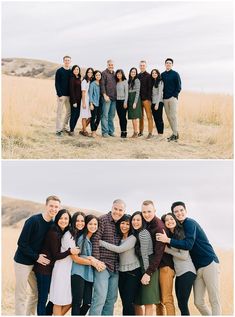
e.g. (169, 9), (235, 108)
(95, 72), (101, 81)
(63, 57), (71, 68)
(107, 60), (114, 72)
(164, 214), (177, 231)
(165, 60), (173, 71)
(87, 218), (98, 234)
(73, 66), (79, 77)
(131, 214), (142, 230)
(45, 199), (61, 219)
(58, 212), (70, 231)
(141, 203), (155, 223)
(139, 61), (147, 73)
(111, 202), (125, 222)
(151, 70), (158, 79)
(120, 220), (130, 236)
(130, 68), (137, 79)
(87, 69), (94, 80)
(76, 214), (85, 231)
(172, 205), (187, 223)
(117, 71), (123, 81)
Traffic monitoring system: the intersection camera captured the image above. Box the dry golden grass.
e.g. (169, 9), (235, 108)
(1, 227), (233, 315)
(2, 75), (233, 159)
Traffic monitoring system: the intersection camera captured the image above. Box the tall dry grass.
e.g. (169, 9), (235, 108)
(2, 75), (233, 159)
(179, 92), (233, 147)
(1, 227), (233, 315)
(2, 75), (55, 139)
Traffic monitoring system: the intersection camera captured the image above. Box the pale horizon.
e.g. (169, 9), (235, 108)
(2, 160), (233, 250)
(2, 1), (233, 93)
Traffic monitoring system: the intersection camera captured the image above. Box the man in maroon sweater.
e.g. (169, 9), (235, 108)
(138, 61), (154, 139)
(141, 200), (175, 315)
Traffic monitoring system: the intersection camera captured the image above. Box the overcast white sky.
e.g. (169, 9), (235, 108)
(2, 160), (233, 249)
(2, 1), (233, 93)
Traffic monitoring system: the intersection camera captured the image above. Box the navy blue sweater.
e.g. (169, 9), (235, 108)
(14, 214), (53, 265)
(170, 217), (219, 270)
(161, 69), (181, 99)
(55, 67), (72, 97)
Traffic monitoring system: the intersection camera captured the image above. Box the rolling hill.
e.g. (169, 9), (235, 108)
(2, 196), (102, 227)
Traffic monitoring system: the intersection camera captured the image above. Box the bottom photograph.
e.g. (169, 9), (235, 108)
(1, 160), (233, 316)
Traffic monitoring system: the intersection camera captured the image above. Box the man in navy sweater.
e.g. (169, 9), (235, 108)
(14, 195), (61, 315)
(161, 58), (181, 142)
(157, 201), (221, 315)
(55, 56), (72, 136)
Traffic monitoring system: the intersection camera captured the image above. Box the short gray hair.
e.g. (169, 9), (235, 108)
(107, 59), (114, 64)
(113, 199), (126, 209)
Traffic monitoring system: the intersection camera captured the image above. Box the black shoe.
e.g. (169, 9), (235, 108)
(168, 134), (178, 142)
(56, 131), (63, 137)
(121, 132), (127, 138)
(167, 134), (174, 140)
(138, 132), (143, 137)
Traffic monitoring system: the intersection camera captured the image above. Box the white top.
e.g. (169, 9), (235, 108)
(80, 79), (91, 119)
(165, 245), (196, 277)
(49, 231), (75, 305)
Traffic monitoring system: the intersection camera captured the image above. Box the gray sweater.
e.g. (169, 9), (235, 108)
(116, 80), (128, 104)
(152, 80), (164, 105)
(139, 229), (153, 271)
(99, 235), (140, 272)
(165, 246), (196, 277)
(129, 78), (141, 104)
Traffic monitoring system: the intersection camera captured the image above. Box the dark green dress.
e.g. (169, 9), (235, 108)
(134, 257), (161, 305)
(128, 78), (142, 119)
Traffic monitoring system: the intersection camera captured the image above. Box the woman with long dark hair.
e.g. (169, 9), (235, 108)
(99, 214), (141, 315)
(80, 68), (94, 136)
(131, 211), (160, 315)
(89, 70), (102, 138)
(34, 209), (79, 316)
(69, 65), (82, 136)
(127, 68), (142, 138)
(71, 214), (106, 315)
(115, 69), (128, 138)
(151, 69), (164, 138)
(157, 213), (196, 315)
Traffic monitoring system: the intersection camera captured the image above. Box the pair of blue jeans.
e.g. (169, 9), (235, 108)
(35, 272), (51, 315)
(89, 269), (119, 316)
(101, 99), (116, 136)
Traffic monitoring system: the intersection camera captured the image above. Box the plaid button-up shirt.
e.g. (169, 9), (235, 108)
(92, 212), (121, 272)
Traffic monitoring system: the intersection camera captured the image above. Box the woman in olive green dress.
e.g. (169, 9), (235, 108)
(127, 68), (142, 138)
(131, 211), (160, 315)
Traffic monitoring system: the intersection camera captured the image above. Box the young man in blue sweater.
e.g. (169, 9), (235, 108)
(14, 195), (61, 315)
(156, 201), (221, 315)
(55, 56), (72, 136)
(161, 58), (181, 142)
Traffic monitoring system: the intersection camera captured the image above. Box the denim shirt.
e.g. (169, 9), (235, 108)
(71, 234), (94, 282)
(89, 81), (100, 107)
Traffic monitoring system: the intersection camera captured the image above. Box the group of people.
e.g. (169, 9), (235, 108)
(14, 196), (221, 316)
(55, 57), (181, 141)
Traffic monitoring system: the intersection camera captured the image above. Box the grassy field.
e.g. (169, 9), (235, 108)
(1, 226), (233, 315)
(2, 75), (233, 159)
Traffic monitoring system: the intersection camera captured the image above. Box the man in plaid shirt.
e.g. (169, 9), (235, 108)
(89, 199), (126, 315)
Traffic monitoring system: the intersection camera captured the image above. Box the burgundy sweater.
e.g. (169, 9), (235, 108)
(69, 76), (82, 105)
(33, 228), (71, 275)
(138, 71), (152, 101)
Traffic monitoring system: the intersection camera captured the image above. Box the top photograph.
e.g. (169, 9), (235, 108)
(2, 1), (233, 159)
